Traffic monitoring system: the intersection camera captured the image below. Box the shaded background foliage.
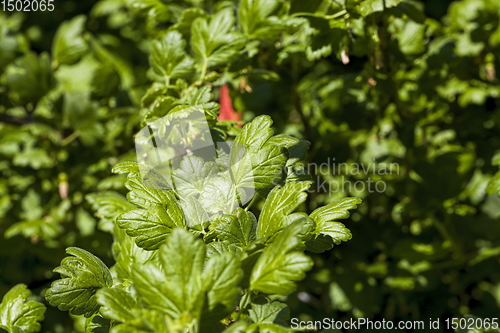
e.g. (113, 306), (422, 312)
(1, 0), (500, 332)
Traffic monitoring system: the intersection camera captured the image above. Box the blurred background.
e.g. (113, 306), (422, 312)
(1, 0), (500, 331)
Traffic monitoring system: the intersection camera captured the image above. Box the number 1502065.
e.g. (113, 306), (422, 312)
(2, 0), (54, 12)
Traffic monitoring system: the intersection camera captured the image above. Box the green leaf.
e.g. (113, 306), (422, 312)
(171, 8), (207, 35)
(141, 82), (167, 108)
(116, 203), (186, 250)
(12, 147), (53, 170)
(222, 321), (248, 333)
(86, 313), (111, 333)
(249, 145), (288, 195)
(125, 174), (183, 214)
(179, 85), (213, 105)
(131, 228), (205, 318)
(257, 181), (311, 239)
(172, 156), (218, 200)
(206, 242), (242, 257)
(112, 162), (140, 175)
(5, 219), (63, 240)
(131, 0), (173, 23)
(202, 251), (243, 312)
(199, 173), (247, 214)
(5, 52), (55, 104)
(86, 191), (135, 232)
(87, 34), (135, 88)
(359, 0), (402, 16)
(96, 288), (140, 323)
(150, 31), (194, 83)
(0, 284), (45, 333)
(157, 228), (205, 313)
(238, 0), (282, 40)
(305, 234), (334, 253)
(45, 247), (113, 317)
(392, 19), (426, 55)
(130, 228), (243, 326)
(208, 208), (257, 247)
(487, 172), (500, 195)
(180, 196), (209, 230)
(247, 323), (291, 332)
(52, 15), (87, 65)
(235, 115), (274, 151)
(231, 117), (288, 196)
(63, 91), (100, 139)
(310, 197), (361, 244)
(248, 298), (289, 325)
(0, 19), (19, 70)
(113, 233), (158, 282)
(250, 222), (313, 295)
(191, 8), (246, 71)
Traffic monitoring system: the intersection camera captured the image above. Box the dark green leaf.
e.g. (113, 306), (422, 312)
(45, 248), (112, 317)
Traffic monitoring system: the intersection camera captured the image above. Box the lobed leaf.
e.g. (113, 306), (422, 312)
(0, 284), (45, 333)
(309, 197), (361, 245)
(208, 208), (257, 247)
(191, 8), (246, 70)
(150, 31), (194, 82)
(52, 15), (87, 65)
(116, 205), (184, 250)
(129, 229), (243, 328)
(250, 222), (313, 295)
(257, 181), (311, 239)
(45, 247), (112, 317)
(96, 288), (140, 324)
(248, 297), (289, 325)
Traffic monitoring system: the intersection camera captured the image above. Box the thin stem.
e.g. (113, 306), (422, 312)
(229, 190), (237, 213)
(62, 131), (80, 146)
(244, 194), (258, 211)
(200, 58), (208, 81)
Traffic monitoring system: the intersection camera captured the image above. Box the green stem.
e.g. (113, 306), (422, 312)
(229, 187), (237, 213)
(62, 131), (80, 146)
(244, 194), (258, 211)
(200, 58), (208, 81)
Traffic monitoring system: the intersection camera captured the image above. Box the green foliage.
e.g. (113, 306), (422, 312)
(41, 113), (359, 332)
(310, 197), (361, 244)
(52, 15), (87, 66)
(150, 31), (194, 85)
(41, 106), (358, 331)
(116, 172), (186, 250)
(191, 7), (245, 77)
(233, 115), (288, 196)
(0, 284), (45, 333)
(5, 52), (55, 105)
(250, 222), (314, 295)
(0, 8), (144, 332)
(2, 0), (500, 331)
(45, 248), (112, 317)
